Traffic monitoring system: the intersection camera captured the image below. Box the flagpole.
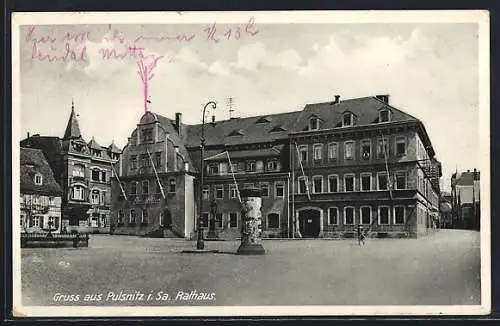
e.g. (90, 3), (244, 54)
(226, 150), (242, 203)
(146, 148), (165, 199)
(295, 142), (311, 201)
(110, 160), (128, 201)
(380, 130), (393, 199)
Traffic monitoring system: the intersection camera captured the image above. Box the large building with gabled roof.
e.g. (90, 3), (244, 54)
(20, 101), (121, 233)
(289, 95), (441, 238)
(20, 147), (63, 233)
(111, 94), (441, 239)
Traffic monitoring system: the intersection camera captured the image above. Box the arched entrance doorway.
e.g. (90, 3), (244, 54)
(161, 209), (172, 229)
(298, 208), (321, 238)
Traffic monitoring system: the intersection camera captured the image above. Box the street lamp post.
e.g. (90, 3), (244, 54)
(197, 101), (217, 250)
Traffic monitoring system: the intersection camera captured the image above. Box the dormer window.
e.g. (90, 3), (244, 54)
(343, 113), (353, 127)
(270, 125), (287, 132)
(34, 173), (43, 185)
(379, 109), (391, 123)
(256, 116), (271, 124)
(228, 129), (244, 137)
(309, 117), (320, 130)
(93, 150), (102, 158)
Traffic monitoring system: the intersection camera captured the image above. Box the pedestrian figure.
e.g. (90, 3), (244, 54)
(357, 225), (366, 245)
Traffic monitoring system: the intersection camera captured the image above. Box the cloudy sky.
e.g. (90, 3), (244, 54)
(18, 19), (481, 191)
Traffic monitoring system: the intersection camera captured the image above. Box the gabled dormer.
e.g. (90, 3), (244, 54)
(378, 107), (392, 123)
(341, 110), (356, 127)
(88, 137), (103, 157)
(228, 129), (244, 137)
(270, 125), (287, 133)
(308, 115), (322, 131)
(255, 116), (272, 124)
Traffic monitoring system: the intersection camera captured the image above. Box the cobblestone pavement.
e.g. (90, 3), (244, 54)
(21, 230), (481, 306)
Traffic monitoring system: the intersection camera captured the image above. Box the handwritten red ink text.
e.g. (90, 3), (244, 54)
(137, 55), (164, 112)
(103, 29), (126, 44)
(25, 26), (57, 45)
(26, 26), (88, 63)
(31, 42), (88, 63)
(245, 17), (259, 36)
(204, 23), (220, 43)
(134, 33), (196, 43)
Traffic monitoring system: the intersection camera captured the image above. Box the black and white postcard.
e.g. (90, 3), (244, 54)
(11, 10), (490, 317)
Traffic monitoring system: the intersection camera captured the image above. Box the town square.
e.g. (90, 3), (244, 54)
(22, 230), (480, 306)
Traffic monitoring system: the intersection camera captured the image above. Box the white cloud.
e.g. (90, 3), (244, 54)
(231, 42), (302, 72)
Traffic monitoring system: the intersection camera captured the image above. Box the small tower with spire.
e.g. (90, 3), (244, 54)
(63, 99), (83, 140)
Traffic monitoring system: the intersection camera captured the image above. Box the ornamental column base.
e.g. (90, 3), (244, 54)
(237, 242), (265, 255)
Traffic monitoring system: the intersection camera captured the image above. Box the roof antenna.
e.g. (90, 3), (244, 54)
(226, 97), (235, 119)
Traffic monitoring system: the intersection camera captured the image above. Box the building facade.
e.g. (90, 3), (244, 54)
(451, 169), (480, 230)
(184, 111), (300, 240)
(20, 147), (63, 234)
(110, 111), (197, 238)
(110, 94), (442, 239)
(289, 95), (441, 238)
(20, 102), (121, 233)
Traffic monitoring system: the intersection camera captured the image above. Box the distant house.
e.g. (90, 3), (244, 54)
(440, 191), (453, 229)
(20, 147), (63, 233)
(451, 169), (480, 230)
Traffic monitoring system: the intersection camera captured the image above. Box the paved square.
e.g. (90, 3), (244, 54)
(21, 230), (480, 306)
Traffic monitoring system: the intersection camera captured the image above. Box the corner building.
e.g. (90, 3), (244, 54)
(111, 112), (197, 237)
(21, 103), (121, 233)
(20, 147), (63, 233)
(290, 95), (441, 238)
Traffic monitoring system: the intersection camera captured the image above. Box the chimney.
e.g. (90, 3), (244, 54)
(175, 113), (182, 136)
(27, 132), (30, 139)
(376, 94), (390, 104)
(334, 95), (340, 104)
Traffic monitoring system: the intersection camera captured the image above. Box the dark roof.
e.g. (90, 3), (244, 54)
(88, 137), (102, 150)
(21, 135), (115, 161)
(108, 141), (121, 153)
(456, 171), (480, 186)
(20, 147), (62, 196)
(20, 136), (63, 162)
(204, 145), (284, 162)
(292, 96), (417, 132)
(152, 95), (435, 171)
(63, 107), (82, 139)
(153, 112), (197, 172)
(185, 111), (302, 147)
